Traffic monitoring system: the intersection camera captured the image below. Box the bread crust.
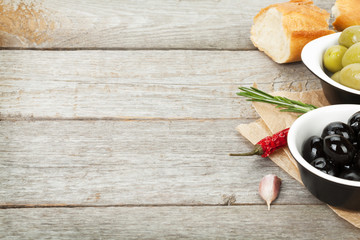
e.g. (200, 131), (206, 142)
(287, 29), (335, 62)
(251, 0), (334, 63)
(332, 0), (360, 31)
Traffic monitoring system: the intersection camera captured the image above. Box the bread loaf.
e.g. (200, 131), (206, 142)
(332, 0), (360, 31)
(250, 0), (335, 64)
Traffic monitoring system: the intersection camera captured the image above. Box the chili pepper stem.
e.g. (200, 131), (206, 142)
(229, 144), (263, 156)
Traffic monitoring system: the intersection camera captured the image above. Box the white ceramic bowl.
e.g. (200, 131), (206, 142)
(288, 104), (360, 210)
(301, 32), (360, 104)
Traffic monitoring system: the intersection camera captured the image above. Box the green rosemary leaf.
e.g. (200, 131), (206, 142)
(236, 87), (317, 114)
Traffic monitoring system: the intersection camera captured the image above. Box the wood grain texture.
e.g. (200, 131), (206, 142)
(1, 0), (356, 238)
(0, 50), (322, 119)
(2, 206), (360, 240)
(0, 0), (335, 49)
(0, 119), (320, 206)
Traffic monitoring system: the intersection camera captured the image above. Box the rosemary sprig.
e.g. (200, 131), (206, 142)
(237, 87), (317, 114)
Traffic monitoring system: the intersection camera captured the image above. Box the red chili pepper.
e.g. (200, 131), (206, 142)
(230, 128), (289, 158)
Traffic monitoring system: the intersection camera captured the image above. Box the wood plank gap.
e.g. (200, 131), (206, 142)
(0, 48), (254, 51)
(0, 117), (247, 122)
(0, 203), (324, 209)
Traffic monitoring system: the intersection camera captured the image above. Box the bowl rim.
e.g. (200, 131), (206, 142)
(287, 104), (360, 187)
(301, 32), (360, 96)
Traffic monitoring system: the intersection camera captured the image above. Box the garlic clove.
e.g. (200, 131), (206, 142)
(259, 174), (282, 210)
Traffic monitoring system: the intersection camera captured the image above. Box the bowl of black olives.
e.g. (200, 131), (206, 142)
(301, 26), (360, 104)
(288, 104), (360, 210)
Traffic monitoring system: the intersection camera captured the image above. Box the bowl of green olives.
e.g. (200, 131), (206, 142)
(301, 26), (360, 104)
(288, 104), (360, 210)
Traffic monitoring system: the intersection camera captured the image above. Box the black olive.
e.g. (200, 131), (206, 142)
(302, 136), (324, 163)
(354, 151), (360, 170)
(357, 132), (360, 148)
(339, 169), (360, 181)
(321, 121), (356, 143)
(353, 141), (359, 150)
(348, 111), (360, 135)
(323, 135), (355, 166)
(310, 157), (339, 176)
(326, 165), (340, 177)
(310, 157), (327, 169)
(343, 163), (353, 170)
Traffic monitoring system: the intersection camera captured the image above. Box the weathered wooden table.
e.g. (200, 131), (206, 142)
(2, 0), (360, 239)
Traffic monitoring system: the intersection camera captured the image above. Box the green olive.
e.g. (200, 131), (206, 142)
(342, 42), (360, 67)
(331, 71), (341, 83)
(339, 25), (360, 48)
(340, 63), (360, 90)
(323, 45), (348, 72)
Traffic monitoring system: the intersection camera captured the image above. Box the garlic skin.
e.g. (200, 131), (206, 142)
(259, 174), (282, 210)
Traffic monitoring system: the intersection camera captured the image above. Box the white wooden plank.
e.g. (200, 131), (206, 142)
(1, 205), (360, 239)
(0, 0), (348, 237)
(0, 50), (322, 119)
(0, 0), (335, 49)
(0, 120), (320, 205)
